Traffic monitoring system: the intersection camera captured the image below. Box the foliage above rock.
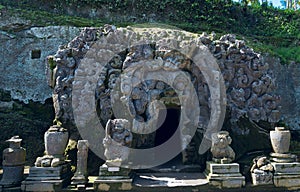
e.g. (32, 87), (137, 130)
(1, 0), (299, 62)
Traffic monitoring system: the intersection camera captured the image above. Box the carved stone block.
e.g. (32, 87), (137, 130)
(205, 161), (245, 189)
(272, 162), (300, 189)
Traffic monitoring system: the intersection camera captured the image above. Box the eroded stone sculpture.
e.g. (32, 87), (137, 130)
(250, 156), (274, 185)
(35, 125), (69, 167)
(0, 136), (26, 188)
(22, 125), (72, 191)
(206, 131), (245, 188)
(94, 119), (133, 191)
(103, 119), (132, 167)
(72, 140), (89, 185)
(211, 131), (235, 163)
(49, 25), (281, 165)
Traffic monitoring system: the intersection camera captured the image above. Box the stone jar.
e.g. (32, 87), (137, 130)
(0, 136), (26, 187)
(45, 125), (69, 157)
(2, 136), (26, 166)
(270, 127), (290, 154)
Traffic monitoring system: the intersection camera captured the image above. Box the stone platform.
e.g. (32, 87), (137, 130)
(272, 162), (300, 190)
(0, 174), (291, 192)
(21, 164), (73, 192)
(93, 165), (132, 191)
(0, 166), (297, 192)
(251, 171), (273, 186)
(205, 161), (245, 189)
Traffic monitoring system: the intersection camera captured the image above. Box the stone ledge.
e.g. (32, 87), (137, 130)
(206, 161), (240, 174)
(205, 162), (245, 189)
(273, 174), (300, 190)
(271, 162), (300, 173)
(93, 178), (133, 191)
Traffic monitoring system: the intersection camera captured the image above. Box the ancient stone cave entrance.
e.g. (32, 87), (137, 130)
(154, 107), (180, 147)
(153, 107), (183, 169)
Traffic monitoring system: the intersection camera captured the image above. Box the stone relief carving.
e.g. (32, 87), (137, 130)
(250, 156), (274, 173)
(48, 26), (281, 164)
(250, 156), (274, 185)
(103, 119), (132, 166)
(211, 131), (235, 163)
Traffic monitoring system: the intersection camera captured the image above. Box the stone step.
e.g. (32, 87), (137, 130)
(271, 162), (300, 174)
(206, 161), (240, 174)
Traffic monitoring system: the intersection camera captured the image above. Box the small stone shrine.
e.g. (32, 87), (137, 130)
(0, 136), (26, 189)
(94, 119), (133, 191)
(21, 125), (73, 192)
(270, 127), (300, 189)
(205, 131), (245, 188)
(71, 140), (89, 188)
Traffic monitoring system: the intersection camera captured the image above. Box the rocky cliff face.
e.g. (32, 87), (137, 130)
(0, 16), (80, 165)
(0, 25), (80, 103)
(267, 58), (300, 130)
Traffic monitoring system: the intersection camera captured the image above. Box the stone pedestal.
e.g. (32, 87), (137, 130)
(0, 166), (25, 188)
(205, 161), (245, 189)
(272, 162), (300, 189)
(270, 152), (297, 163)
(94, 164), (132, 191)
(251, 170), (273, 185)
(21, 163), (73, 192)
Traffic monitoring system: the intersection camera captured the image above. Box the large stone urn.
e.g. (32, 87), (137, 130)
(35, 125), (69, 167)
(270, 127), (290, 154)
(45, 125), (69, 157)
(22, 126), (73, 191)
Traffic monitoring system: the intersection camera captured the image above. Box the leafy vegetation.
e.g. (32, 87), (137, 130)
(1, 0), (299, 63)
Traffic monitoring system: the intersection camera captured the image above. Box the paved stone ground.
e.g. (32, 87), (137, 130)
(0, 167), (297, 191)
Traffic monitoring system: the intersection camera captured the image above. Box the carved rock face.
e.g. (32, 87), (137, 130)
(103, 119), (132, 164)
(49, 26), (280, 164)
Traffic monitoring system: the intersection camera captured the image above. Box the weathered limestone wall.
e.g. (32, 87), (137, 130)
(0, 26), (80, 103)
(267, 58), (300, 130)
(0, 22), (80, 165)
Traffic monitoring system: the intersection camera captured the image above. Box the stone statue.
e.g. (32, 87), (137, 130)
(250, 156), (274, 185)
(250, 156), (274, 173)
(72, 140), (89, 185)
(211, 131), (235, 163)
(103, 119), (132, 167)
(0, 136), (26, 188)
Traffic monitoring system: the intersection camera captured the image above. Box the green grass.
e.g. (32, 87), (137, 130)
(2, 3), (300, 64)
(7, 8), (107, 27)
(275, 47), (300, 64)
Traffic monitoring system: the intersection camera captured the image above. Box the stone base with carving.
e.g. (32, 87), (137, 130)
(251, 170), (273, 185)
(205, 161), (245, 189)
(21, 163), (73, 192)
(93, 164), (132, 191)
(272, 162), (300, 190)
